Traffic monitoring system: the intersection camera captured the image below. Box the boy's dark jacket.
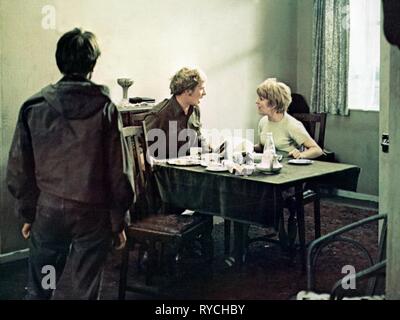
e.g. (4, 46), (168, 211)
(6, 76), (133, 233)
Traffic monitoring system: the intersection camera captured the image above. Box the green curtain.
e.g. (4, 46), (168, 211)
(311, 0), (350, 115)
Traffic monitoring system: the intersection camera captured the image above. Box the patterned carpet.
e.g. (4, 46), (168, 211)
(0, 199), (380, 300)
(96, 200), (380, 300)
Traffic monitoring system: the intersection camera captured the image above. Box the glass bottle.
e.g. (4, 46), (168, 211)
(262, 132), (276, 167)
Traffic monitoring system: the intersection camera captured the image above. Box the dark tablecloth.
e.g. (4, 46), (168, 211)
(153, 161), (360, 228)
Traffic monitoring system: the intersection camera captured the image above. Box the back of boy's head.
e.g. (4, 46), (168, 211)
(56, 28), (101, 76)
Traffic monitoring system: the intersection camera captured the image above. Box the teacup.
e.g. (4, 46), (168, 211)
(201, 153), (220, 165)
(190, 147), (202, 160)
(232, 152), (244, 165)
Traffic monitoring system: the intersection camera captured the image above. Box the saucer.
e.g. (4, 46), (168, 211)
(205, 165), (228, 172)
(288, 159), (313, 165)
(201, 160), (220, 167)
(167, 158), (201, 166)
(256, 163), (282, 174)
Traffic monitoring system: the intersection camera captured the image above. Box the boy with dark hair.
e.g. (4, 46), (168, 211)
(7, 28), (133, 299)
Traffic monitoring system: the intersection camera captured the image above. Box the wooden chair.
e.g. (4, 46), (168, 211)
(278, 113), (329, 266)
(291, 113), (327, 150)
(286, 113), (326, 238)
(286, 112), (328, 242)
(118, 121), (213, 299)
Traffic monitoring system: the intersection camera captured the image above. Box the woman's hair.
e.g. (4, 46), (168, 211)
(56, 28), (101, 76)
(170, 67), (206, 95)
(256, 78), (292, 113)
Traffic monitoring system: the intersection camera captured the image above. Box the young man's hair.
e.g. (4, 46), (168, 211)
(170, 67), (206, 95)
(257, 78), (292, 113)
(56, 28), (101, 76)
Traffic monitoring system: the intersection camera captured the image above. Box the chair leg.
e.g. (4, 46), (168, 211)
(279, 201), (297, 254)
(294, 185), (306, 272)
(287, 206), (298, 247)
(174, 242), (185, 281)
(157, 242), (164, 274)
(200, 224), (214, 263)
(224, 220), (231, 255)
(287, 208), (298, 264)
(296, 207), (306, 272)
(118, 242), (130, 300)
(314, 198), (321, 239)
(233, 222), (248, 265)
(145, 241), (157, 286)
(137, 245), (144, 271)
(278, 214), (289, 251)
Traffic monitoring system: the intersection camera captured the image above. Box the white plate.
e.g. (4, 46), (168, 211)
(288, 159), (314, 165)
(259, 170), (281, 175)
(167, 158), (201, 166)
(200, 161), (209, 167)
(205, 165), (228, 172)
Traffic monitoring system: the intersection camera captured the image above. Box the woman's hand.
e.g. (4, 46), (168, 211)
(21, 223), (32, 239)
(288, 148), (302, 159)
(289, 139), (324, 160)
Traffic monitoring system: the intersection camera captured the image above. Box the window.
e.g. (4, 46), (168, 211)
(348, 0), (380, 111)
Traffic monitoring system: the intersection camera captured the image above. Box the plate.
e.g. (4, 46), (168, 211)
(288, 159), (314, 165)
(259, 170), (281, 175)
(200, 161), (209, 167)
(167, 158), (201, 166)
(205, 165), (229, 172)
(256, 164), (282, 174)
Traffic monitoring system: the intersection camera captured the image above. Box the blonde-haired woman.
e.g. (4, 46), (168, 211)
(255, 78), (323, 159)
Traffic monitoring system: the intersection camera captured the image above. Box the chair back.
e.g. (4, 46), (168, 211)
(307, 214), (387, 299)
(330, 217), (387, 299)
(292, 113), (327, 149)
(121, 121), (159, 220)
(122, 125), (145, 188)
(288, 93), (310, 114)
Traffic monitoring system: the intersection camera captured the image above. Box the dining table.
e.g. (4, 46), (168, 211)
(152, 157), (360, 269)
